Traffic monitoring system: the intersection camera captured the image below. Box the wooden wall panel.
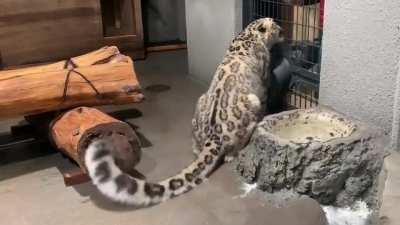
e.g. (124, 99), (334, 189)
(102, 0), (145, 59)
(0, 0), (103, 67)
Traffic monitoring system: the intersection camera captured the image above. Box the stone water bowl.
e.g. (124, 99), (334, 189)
(265, 107), (356, 144)
(236, 107), (385, 208)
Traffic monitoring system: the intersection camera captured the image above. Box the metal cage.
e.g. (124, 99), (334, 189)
(243, 0), (324, 109)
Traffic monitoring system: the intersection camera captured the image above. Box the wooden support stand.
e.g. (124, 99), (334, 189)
(0, 47), (144, 186)
(49, 107), (141, 186)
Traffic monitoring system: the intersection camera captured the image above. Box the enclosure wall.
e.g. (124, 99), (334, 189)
(185, 0), (242, 85)
(319, 0), (400, 138)
(143, 0), (186, 43)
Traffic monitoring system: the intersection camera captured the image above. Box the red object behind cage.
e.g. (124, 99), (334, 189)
(320, 0), (325, 28)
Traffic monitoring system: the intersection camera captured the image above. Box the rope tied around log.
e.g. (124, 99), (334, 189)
(60, 59), (104, 104)
(52, 58), (106, 129)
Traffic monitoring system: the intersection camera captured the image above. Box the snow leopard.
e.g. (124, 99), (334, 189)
(84, 18), (283, 206)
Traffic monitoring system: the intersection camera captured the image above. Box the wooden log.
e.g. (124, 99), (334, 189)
(0, 46), (120, 74)
(0, 54), (144, 119)
(0, 51), (3, 70)
(50, 107), (141, 173)
(62, 167), (90, 186)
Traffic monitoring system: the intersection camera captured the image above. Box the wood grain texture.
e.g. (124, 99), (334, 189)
(146, 43), (187, 53)
(0, 0), (103, 67)
(0, 46), (121, 75)
(50, 107), (141, 173)
(0, 53), (143, 119)
(102, 0), (145, 59)
(62, 168), (90, 186)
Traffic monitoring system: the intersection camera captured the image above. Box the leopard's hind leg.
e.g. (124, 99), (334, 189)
(224, 93), (261, 163)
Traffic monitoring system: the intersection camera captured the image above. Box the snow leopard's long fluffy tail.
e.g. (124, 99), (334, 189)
(84, 139), (222, 206)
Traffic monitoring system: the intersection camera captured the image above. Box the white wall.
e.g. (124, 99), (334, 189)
(185, 0), (242, 85)
(319, 0), (400, 141)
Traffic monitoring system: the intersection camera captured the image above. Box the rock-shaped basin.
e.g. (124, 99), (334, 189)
(266, 108), (357, 143)
(236, 107), (386, 209)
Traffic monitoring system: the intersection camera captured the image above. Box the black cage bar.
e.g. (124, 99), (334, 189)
(244, 0), (324, 109)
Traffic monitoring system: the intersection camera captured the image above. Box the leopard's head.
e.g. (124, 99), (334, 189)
(246, 18), (284, 48)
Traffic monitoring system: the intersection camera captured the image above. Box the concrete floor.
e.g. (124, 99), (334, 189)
(380, 151), (400, 225)
(0, 50), (327, 225)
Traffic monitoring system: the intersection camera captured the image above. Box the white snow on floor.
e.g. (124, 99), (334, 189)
(323, 201), (372, 225)
(238, 182), (372, 225)
(239, 182), (258, 198)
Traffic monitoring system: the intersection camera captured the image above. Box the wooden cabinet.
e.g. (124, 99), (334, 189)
(0, 0), (103, 67)
(0, 0), (144, 68)
(101, 0), (145, 59)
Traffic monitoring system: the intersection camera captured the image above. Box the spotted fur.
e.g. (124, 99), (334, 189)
(84, 18), (283, 206)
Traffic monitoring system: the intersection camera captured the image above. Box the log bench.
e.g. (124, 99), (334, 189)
(0, 47), (144, 186)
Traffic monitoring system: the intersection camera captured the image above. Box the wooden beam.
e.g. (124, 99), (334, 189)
(1, 46), (120, 73)
(62, 167), (90, 186)
(0, 50), (143, 119)
(146, 43), (187, 53)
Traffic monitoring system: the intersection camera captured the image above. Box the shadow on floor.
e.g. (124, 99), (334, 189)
(107, 108), (153, 148)
(144, 84), (171, 93)
(73, 182), (148, 211)
(108, 108), (143, 121)
(0, 145), (58, 181)
(72, 154), (161, 212)
(0, 140), (56, 166)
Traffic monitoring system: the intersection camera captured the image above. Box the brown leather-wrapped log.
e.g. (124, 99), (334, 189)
(50, 107), (141, 173)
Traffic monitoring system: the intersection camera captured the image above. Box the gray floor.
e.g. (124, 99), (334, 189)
(380, 151), (400, 225)
(0, 50), (326, 225)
